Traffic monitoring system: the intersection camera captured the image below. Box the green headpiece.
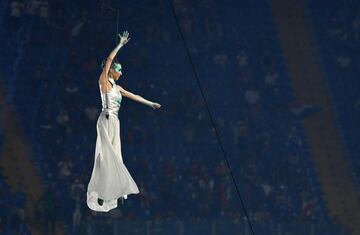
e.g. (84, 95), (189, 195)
(101, 59), (122, 73)
(113, 63), (122, 73)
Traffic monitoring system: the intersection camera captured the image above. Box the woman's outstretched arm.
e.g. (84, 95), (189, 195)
(99, 31), (130, 85)
(118, 86), (161, 109)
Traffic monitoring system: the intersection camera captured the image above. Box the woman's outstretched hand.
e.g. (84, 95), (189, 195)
(151, 102), (161, 109)
(119, 31), (130, 47)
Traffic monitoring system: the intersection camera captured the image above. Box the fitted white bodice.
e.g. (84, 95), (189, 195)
(99, 78), (122, 117)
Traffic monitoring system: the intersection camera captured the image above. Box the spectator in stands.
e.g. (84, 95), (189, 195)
(57, 155), (73, 181)
(36, 185), (58, 235)
(244, 85), (260, 105)
(9, 0), (24, 32)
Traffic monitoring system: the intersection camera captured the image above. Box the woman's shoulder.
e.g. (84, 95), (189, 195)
(116, 84), (123, 94)
(116, 84), (124, 91)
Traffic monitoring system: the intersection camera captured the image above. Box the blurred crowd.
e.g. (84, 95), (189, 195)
(2, 0), (355, 234)
(307, 0), (360, 187)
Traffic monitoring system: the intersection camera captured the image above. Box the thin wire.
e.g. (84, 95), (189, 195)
(102, 2), (118, 13)
(104, 0), (152, 10)
(167, 0), (256, 234)
(101, 1), (120, 45)
(116, 11), (120, 44)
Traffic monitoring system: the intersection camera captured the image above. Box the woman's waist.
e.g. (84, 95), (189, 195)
(100, 109), (119, 118)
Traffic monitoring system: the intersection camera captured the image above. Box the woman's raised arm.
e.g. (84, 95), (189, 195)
(99, 31), (131, 85)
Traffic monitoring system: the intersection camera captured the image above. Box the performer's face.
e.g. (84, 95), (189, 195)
(111, 69), (122, 80)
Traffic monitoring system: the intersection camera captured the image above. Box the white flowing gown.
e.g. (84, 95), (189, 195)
(87, 78), (139, 212)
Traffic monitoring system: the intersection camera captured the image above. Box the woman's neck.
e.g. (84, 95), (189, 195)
(108, 77), (115, 87)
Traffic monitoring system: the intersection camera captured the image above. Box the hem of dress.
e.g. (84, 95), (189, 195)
(86, 190), (140, 212)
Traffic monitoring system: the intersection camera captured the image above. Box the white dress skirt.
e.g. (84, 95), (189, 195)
(87, 79), (139, 212)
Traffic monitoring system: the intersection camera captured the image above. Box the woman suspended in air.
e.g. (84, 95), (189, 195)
(87, 31), (161, 212)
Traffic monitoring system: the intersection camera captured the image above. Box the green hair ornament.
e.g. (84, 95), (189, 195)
(101, 59), (122, 73)
(113, 63), (122, 73)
